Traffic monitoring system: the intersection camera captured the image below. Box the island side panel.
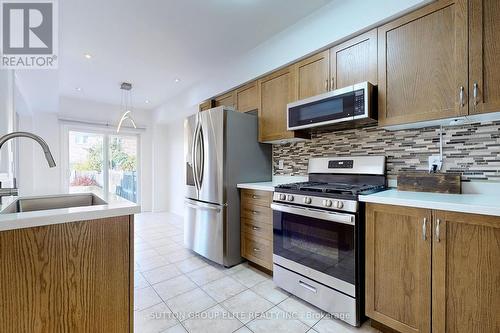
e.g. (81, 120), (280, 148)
(0, 215), (132, 333)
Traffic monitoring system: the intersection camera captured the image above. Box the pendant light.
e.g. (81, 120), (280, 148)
(117, 82), (137, 133)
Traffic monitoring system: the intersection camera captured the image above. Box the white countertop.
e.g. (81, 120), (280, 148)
(237, 182), (276, 191)
(360, 189), (500, 217)
(0, 193), (140, 232)
(237, 176), (309, 192)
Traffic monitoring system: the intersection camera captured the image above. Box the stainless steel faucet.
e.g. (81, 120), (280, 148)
(0, 131), (57, 198)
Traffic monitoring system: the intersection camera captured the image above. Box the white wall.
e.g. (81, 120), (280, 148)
(161, 119), (184, 216)
(155, 0), (431, 216)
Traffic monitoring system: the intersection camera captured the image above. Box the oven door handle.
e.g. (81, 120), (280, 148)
(271, 203), (355, 225)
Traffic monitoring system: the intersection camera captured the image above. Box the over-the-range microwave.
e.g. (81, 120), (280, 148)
(287, 81), (377, 131)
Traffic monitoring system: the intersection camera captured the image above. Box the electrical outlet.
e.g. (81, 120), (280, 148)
(278, 160), (284, 170)
(428, 155), (443, 173)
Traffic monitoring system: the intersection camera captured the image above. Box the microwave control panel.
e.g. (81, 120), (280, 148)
(353, 89), (365, 116)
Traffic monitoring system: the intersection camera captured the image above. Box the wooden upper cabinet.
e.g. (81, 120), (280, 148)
(432, 211), (500, 333)
(236, 81), (259, 113)
(259, 66), (306, 143)
(468, 0), (500, 115)
(199, 100), (214, 112)
(295, 50), (330, 100)
(214, 91), (236, 109)
(377, 0), (468, 126)
(330, 29), (377, 90)
(366, 204), (431, 333)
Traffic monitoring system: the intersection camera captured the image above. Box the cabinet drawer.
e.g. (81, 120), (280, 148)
(241, 218), (272, 241)
(240, 203), (272, 223)
(241, 189), (272, 207)
(241, 233), (272, 270)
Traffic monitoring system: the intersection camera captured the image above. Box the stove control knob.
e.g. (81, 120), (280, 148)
(286, 195), (294, 202)
(279, 194), (286, 200)
(335, 201), (344, 209)
(303, 197), (312, 204)
(323, 199), (333, 207)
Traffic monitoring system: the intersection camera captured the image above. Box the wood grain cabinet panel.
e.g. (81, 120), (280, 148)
(432, 211), (500, 333)
(468, 0), (500, 115)
(240, 189), (273, 270)
(215, 91), (236, 109)
(330, 29), (377, 90)
(0, 216), (133, 333)
(295, 50), (330, 100)
(199, 99), (214, 112)
(377, 0), (468, 126)
(367, 203), (500, 333)
(258, 67), (307, 143)
(366, 204), (432, 333)
(236, 82), (259, 113)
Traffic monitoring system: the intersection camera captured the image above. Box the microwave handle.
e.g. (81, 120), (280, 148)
(271, 203), (355, 225)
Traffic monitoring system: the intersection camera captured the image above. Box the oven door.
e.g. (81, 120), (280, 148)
(271, 202), (357, 297)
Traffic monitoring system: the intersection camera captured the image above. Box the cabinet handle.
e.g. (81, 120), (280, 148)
(473, 82), (479, 105)
(330, 78), (335, 91)
(252, 195), (258, 199)
(436, 219), (441, 242)
(459, 86), (465, 107)
(251, 210), (258, 215)
(252, 226), (260, 230)
(253, 248), (261, 252)
(325, 79), (328, 91)
(422, 218), (427, 241)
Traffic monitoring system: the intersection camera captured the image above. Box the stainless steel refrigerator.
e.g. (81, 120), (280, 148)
(184, 107), (272, 267)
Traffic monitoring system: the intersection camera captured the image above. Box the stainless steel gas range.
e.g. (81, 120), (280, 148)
(271, 156), (386, 327)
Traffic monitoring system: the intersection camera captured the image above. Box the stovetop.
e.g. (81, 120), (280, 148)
(275, 181), (386, 200)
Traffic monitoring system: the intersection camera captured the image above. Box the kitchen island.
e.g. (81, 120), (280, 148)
(0, 193), (140, 333)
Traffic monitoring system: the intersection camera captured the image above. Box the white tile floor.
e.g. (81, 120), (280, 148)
(134, 212), (380, 333)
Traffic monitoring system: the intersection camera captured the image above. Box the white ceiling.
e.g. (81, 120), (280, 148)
(16, 0), (334, 113)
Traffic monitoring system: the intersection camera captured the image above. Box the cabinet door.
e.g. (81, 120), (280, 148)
(258, 66), (299, 142)
(468, 0), (500, 115)
(377, 0), (468, 126)
(432, 211), (500, 333)
(330, 29), (377, 90)
(199, 100), (214, 112)
(214, 91), (236, 109)
(366, 204), (432, 333)
(295, 50), (330, 100)
(236, 82), (259, 113)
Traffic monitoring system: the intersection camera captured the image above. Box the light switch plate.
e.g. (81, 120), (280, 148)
(278, 160), (284, 170)
(428, 155), (443, 172)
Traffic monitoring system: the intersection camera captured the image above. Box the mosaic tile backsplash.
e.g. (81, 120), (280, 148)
(272, 121), (500, 181)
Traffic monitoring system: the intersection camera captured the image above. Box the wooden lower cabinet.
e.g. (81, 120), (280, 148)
(0, 216), (133, 333)
(366, 203), (500, 333)
(432, 210), (500, 333)
(366, 204), (432, 333)
(240, 189), (273, 270)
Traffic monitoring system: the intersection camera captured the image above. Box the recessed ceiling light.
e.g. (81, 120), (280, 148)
(75, 87), (82, 92)
(174, 78), (181, 83)
(84, 53), (92, 59)
(145, 99), (150, 104)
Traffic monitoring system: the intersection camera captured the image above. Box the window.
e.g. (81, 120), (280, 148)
(66, 129), (139, 203)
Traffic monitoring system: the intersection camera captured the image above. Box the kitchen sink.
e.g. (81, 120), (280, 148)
(0, 193), (107, 214)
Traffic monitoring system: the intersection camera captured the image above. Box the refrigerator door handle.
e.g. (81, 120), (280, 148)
(192, 120), (201, 190)
(185, 199), (222, 212)
(198, 125), (205, 189)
